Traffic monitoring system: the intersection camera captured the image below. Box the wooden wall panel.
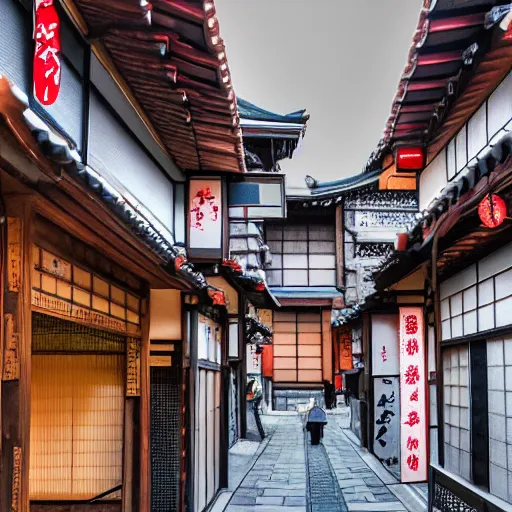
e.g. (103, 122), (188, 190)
(298, 345), (321, 358)
(273, 333), (296, 345)
(298, 333), (321, 345)
(298, 370), (322, 382)
(273, 346), (296, 358)
(322, 310), (333, 383)
(274, 358), (297, 370)
(273, 370), (297, 382)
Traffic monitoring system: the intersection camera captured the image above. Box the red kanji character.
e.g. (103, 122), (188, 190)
(381, 346), (387, 362)
(406, 338), (419, 356)
(406, 436), (419, 451)
(404, 365), (420, 385)
(407, 454), (419, 471)
(410, 388), (419, 402)
(405, 315), (418, 335)
(404, 411), (420, 427)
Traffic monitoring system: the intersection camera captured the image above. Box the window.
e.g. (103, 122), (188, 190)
(443, 337), (512, 504)
(198, 314), (221, 364)
(30, 354), (124, 500)
(266, 222), (336, 287)
(273, 311), (323, 383)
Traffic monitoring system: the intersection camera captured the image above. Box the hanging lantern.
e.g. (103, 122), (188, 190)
(34, 0), (61, 106)
(478, 193), (507, 228)
(396, 146), (425, 172)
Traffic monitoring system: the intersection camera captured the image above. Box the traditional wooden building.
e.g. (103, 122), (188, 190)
(365, 0), (512, 507)
(0, 1), (251, 511)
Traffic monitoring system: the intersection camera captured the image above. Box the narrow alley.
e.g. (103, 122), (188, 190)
(219, 409), (427, 512)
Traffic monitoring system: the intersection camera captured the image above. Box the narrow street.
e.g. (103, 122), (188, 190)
(222, 410), (425, 512)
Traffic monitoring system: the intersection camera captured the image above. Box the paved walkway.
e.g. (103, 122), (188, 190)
(226, 414), (306, 511)
(221, 409), (426, 512)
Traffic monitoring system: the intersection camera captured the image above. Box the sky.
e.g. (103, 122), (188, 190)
(215, 0), (423, 190)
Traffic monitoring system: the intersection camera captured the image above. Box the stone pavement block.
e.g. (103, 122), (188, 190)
(263, 488), (305, 497)
(255, 496), (285, 505)
(337, 479), (366, 488)
(231, 495), (257, 506)
(285, 496), (307, 506)
(347, 502), (406, 511)
(253, 507), (306, 512)
(343, 491), (377, 502)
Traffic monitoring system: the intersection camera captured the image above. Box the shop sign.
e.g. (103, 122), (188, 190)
(373, 377), (400, 469)
(338, 326), (353, 371)
(188, 179), (222, 259)
(3, 314), (20, 381)
(372, 314), (399, 376)
(126, 339), (141, 396)
(11, 447), (22, 512)
(399, 307), (427, 483)
(8, 218), (21, 293)
(34, 0), (61, 105)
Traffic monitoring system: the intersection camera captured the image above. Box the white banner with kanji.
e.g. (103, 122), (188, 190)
(399, 307), (427, 483)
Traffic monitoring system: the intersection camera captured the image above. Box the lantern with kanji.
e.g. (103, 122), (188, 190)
(34, 0), (61, 106)
(478, 193), (507, 228)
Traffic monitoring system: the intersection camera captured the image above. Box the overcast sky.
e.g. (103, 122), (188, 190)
(215, 0), (423, 190)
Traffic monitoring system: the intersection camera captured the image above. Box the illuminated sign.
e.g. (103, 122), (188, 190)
(188, 178), (223, 259)
(478, 193), (507, 228)
(399, 307), (427, 483)
(396, 147), (425, 172)
(34, 0), (61, 106)
(338, 326), (353, 371)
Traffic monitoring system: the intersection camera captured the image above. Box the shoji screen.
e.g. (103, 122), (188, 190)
(273, 311), (323, 383)
(194, 368), (221, 510)
(30, 354), (124, 500)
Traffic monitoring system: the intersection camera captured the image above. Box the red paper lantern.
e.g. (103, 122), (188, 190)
(396, 146), (425, 172)
(34, 0), (61, 105)
(478, 194), (507, 228)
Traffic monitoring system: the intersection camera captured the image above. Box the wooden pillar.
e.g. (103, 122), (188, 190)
(239, 296), (247, 438)
(321, 309), (333, 383)
(362, 311), (371, 449)
(139, 296), (151, 512)
(335, 204), (344, 288)
(0, 196), (33, 512)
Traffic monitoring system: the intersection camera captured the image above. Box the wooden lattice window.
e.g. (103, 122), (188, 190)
(273, 311), (323, 383)
(30, 353), (124, 500)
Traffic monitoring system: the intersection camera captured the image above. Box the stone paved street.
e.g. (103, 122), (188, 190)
(226, 414), (307, 511)
(222, 409), (425, 512)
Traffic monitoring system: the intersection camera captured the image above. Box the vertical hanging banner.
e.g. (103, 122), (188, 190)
(34, 0), (61, 106)
(338, 326), (353, 371)
(399, 307), (427, 483)
(188, 179), (222, 259)
(374, 377), (400, 470)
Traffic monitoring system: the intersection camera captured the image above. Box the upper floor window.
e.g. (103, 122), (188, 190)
(265, 221), (336, 287)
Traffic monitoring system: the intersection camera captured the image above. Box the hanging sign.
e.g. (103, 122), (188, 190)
(399, 307), (427, 483)
(34, 0), (61, 106)
(374, 377), (400, 470)
(338, 326), (353, 371)
(188, 179), (222, 259)
(372, 314), (399, 376)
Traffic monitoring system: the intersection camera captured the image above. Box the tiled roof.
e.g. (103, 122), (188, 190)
(366, 0), (512, 170)
(6, 80), (224, 298)
(75, 0), (246, 172)
(303, 169), (382, 197)
(375, 130), (512, 289)
(237, 97), (309, 124)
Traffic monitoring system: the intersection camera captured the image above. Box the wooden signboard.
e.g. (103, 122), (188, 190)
(126, 339), (141, 396)
(8, 218), (21, 292)
(338, 326), (353, 371)
(11, 447), (21, 511)
(3, 314), (20, 381)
